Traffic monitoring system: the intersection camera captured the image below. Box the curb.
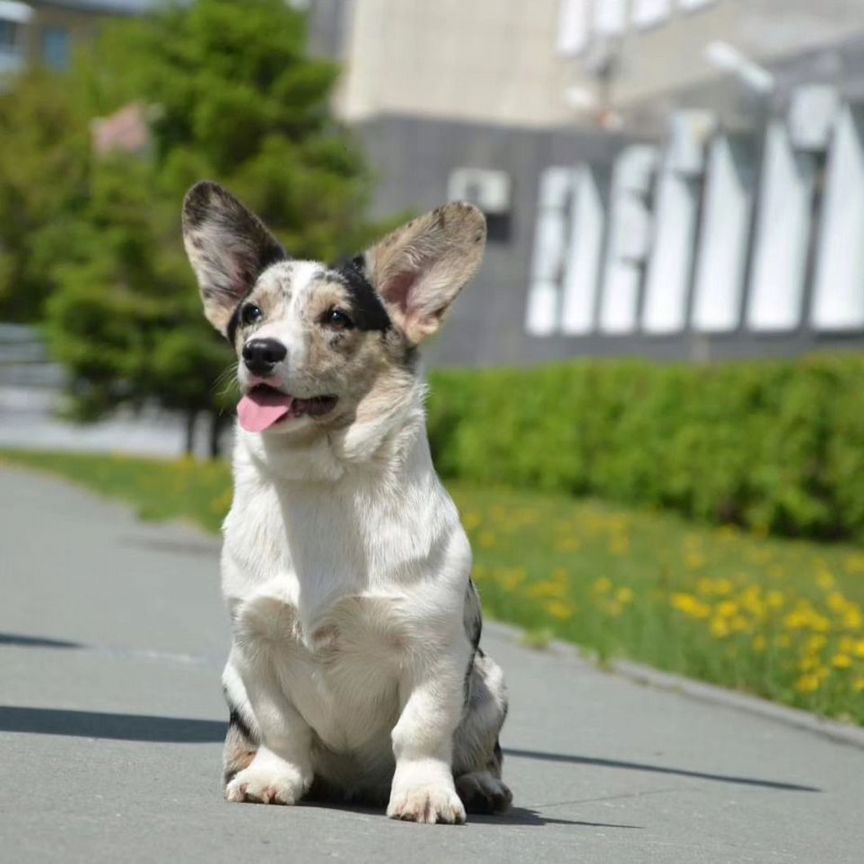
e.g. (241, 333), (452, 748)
(485, 620), (864, 750)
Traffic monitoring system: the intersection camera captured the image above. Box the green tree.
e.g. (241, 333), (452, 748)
(11, 0), (379, 455)
(0, 71), (90, 321)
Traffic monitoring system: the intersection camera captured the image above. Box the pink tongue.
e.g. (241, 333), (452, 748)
(237, 389), (294, 433)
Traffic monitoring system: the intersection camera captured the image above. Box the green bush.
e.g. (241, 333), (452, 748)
(427, 355), (864, 542)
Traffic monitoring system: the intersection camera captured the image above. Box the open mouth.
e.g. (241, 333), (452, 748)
(237, 383), (338, 433)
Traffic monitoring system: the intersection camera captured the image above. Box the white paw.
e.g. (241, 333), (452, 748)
(225, 761), (307, 806)
(387, 782), (467, 825)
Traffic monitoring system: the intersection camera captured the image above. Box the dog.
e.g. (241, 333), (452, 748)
(182, 182), (511, 824)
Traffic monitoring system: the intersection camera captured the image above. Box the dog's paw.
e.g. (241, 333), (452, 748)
(387, 782), (466, 825)
(225, 762), (307, 806)
(455, 771), (512, 814)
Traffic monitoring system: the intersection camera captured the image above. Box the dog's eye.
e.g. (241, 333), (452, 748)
(323, 308), (354, 330)
(241, 304), (263, 326)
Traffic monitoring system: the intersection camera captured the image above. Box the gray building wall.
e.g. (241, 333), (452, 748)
(310, 1), (864, 368)
(356, 115), (636, 367)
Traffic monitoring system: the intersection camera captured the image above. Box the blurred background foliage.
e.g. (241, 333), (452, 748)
(427, 356), (864, 543)
(0, 0), (383, 454)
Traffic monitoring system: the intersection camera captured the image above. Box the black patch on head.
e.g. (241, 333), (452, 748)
(225, 302), (243, 346)
(330, 255), (391, 332)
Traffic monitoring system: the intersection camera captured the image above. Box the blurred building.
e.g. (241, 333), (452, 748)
(310, 0), (864, 365)
(0, 0), (152, 76)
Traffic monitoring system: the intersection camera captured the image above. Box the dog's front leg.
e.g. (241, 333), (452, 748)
(225, 648), (313, 806)
(387, 643), (470, 824)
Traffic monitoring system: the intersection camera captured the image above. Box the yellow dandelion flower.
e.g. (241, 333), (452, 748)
(717, 600), (739, 619)
(545, 600), (575, 621)
(806, 635), (827, 655)
(766, 590), (786, 610)
(831, 653), (853, 670)
(827, 592), (849, 614)
(799, 655), (820, 672)
(843, 606), (863, 631)
(710, 617), (731, 639)
(730, 615), (750, 633)
(594, 577), (613, 595)
(853, 679), (864, 693)
(462, 512), (482, 531)
(671, 593), (711, 620)
(616, 586), (634, 605)
(527, 580), (567, 600)
(795, 674), (822, 694)
(816, 570), (836, 592)
(498, 568), (527, 591)
(752, 635), (767, 652)
(852, 640), (864, 659)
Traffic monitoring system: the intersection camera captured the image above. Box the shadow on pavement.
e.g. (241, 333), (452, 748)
(303, 800), (642, 829)
(0, 708), (820, 796)
(505, 748), (820, 792)
(0, 706), (225, 743)
(0, 633), (84, 650)
(472, 807), (643, 829)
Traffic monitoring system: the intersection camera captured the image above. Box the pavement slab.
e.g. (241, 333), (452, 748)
(1, 466), (862, 863)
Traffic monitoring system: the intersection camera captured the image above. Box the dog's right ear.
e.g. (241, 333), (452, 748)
(182, 181), (287, 333)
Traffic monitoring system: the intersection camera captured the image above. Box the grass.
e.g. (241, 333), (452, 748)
(4, 448), (864, 726)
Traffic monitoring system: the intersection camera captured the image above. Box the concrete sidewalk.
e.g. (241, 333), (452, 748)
(1, 466), (861, 863)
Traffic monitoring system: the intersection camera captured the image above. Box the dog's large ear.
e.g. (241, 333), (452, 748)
(182, 181), (287, 333)
(363, 202), (486, 344)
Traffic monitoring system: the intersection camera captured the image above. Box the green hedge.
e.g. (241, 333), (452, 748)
(427, 355), (864, 542)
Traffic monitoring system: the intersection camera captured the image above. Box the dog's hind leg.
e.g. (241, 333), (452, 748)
(452, 651), (512, 814)
(221, 659), (259, 787)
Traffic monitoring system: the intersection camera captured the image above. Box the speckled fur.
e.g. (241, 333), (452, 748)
(182, 182), (510, 823)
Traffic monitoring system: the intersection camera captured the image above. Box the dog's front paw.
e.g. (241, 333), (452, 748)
(225, 757), (308, 806)
(387, 780), (466, 825)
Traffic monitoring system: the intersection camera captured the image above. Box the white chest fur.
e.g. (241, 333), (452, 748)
(220, 421), (472, 755)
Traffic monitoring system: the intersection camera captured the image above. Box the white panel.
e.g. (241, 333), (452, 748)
(526, 168), (575, 335)
(593, 0), (628, 35)
(812, 105), (864, 331)
(525, 282), (562, 336)
(0, 2), (33, 24)
(788, 85), (839, 152)
(557, 0), (590, 56)
(667, 110), (716, 175)
(633, 0), (671, 28)
(599, 147), (659, 334)
(692, 137), (756, 332)
(642, 154), (700, 334)
(747, 122), (816, 331)
(561, 166), (606, 334)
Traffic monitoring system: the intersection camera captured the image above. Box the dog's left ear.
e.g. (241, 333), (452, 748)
(182, 181), (287, 333)
(363, 202), (486, 344)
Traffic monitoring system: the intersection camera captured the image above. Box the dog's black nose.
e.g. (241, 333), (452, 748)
(243, 339), (287, 375)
